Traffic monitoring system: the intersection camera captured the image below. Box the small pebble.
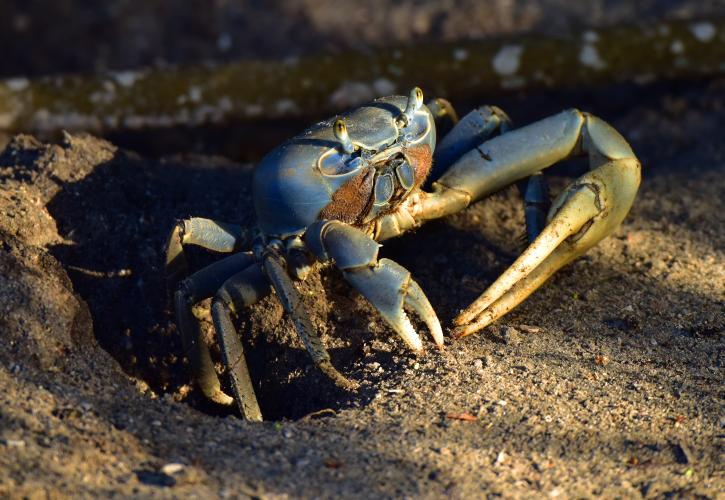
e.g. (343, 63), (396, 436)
(518, 324), (541, 333)
(501, 326), (521, 344)
(4, 439), (25, 447)
(161, 463), (185, 475)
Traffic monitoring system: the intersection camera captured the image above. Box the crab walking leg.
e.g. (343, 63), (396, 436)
(430, 104), (549, 243)
(174, 252), (256, 405)
(429, 105), (512, 183)
(520, 172), (550, 243)
(426, 98), (460, 126)
(165, 217), (251, 287)
(211, 264), (272, 421)
(261, 251), (359, 391)
(305, 220), (444, 351)
(417, 109), (640, 333)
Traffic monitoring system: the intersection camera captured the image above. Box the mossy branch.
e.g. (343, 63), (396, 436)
(1, 18), (724, 134)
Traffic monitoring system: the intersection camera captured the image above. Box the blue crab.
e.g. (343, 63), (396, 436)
(165, 87), (641, 420)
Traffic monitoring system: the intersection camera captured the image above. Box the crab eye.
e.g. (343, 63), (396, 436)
(333, 118), (356, 154)
(414, 87), (424, 103)
(397, 87), (424, 128)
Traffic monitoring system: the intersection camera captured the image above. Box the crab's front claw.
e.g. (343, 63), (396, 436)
(345, 258), (444, 352)
(306, 220), (443, 351)
(453, 156), (641, 338)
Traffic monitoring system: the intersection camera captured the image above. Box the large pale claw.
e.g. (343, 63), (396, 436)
(343, 258), (444, 352)
(453, 158), (640, 338)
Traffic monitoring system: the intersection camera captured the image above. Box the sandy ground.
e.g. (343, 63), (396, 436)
(1, 1), (724, 498)
(1, 74), (724, 497)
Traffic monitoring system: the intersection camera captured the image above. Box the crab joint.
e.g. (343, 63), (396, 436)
(397, 87), (424, 128)
(333, 118), (356, 154)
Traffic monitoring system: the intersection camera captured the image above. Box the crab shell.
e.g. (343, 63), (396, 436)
(253, 95), (437, 237)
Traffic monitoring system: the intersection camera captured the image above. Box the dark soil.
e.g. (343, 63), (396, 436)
(1, 75), (723, 496)
(1, 1), (724, 498)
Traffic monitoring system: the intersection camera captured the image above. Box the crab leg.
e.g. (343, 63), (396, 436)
(165, 217), (253, 406)
(521, 172), (550, 243)
(211, 263), (271, 421)
(428, 105), (512, 184)
(173, 252), (256, 405)
(305, 220), (444, 351)
(452, 184), (600, 336)
(261, 250), (359, 391)
(165, 217), (251, 287)
(416, 109), (641, 337)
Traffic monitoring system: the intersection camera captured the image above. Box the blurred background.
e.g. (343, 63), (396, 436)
(1, 0), (725, 160)
(1, 0), (723, 77)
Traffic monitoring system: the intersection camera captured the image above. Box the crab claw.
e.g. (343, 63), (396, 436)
(453, 156), (641, 338)
(345, 258), (444, 352)
(306, 220), (443, 351)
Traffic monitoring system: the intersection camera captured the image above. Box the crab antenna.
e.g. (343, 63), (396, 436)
(398, 86), (424, 127)
(333, 118), (356, 154)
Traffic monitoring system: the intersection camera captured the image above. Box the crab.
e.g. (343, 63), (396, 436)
(165, 87), (641, 421)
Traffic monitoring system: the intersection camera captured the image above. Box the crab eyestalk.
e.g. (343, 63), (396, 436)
(397, 87), (424, 128)
(333, 118), (356, 154)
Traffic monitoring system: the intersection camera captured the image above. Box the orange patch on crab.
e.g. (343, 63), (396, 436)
(318, 167), (375, 224)
(404, 144), (433, 186)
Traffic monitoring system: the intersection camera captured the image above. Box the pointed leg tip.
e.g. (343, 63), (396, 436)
(396, 313), (424, 353)
(318, 360), (359, 392)
(451, 323), (479, 340)
(408, 340), (425, 354)
(242, 409), (264, 422)
(430, 324), (445, 348)
(452, 313), (470, 327)
(408, 342), (426, 356)
(210, 390), (235, 406)
(450, 327), (467, 340)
